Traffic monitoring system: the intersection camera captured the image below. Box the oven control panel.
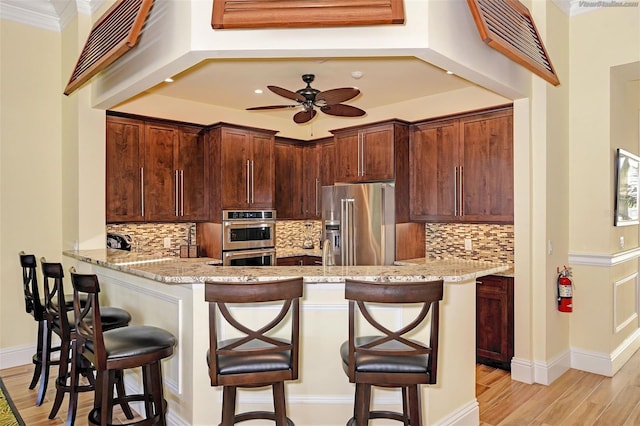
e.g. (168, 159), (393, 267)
(223, 210), (276, 221)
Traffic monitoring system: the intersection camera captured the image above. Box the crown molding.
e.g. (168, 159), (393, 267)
(0, 0), (104, 31)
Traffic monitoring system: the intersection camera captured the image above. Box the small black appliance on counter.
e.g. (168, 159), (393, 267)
(107, 233), (132, 251)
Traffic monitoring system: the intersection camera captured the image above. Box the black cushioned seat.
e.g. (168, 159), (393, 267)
(340, 337), (430, 374)
(210, 338), (292, 375)
(86, 325), (176, 361)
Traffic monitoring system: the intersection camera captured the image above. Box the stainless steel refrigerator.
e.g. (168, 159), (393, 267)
(322, 182), (395, 266)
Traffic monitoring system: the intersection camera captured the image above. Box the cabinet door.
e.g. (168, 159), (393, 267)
(220, 127), (251, 209)
(275, 142), (302, 219)
(476, 275), (514, 369)
(334, 130), (360, 183)
(250, 132), (275, 209)
(409, 120), (459, 221)
(302, 144), (321, 219)
(144, 122), (178, 221)
(320, 139), (335, 187)
(460, 110), (514, 223)
(361, 124), (395, 181)
(177, 127), (208, 220)
(106, 116), (145, 223)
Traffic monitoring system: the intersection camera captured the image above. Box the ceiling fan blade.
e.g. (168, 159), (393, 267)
(268, 85), (306, 102)
(293, 109), (317, 124)
(316, 87), (360, 105)
(246, 105), (297, 111)
(321, 104), (366, 117)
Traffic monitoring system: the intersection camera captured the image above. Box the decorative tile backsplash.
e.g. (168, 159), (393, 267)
(425, 223), (514, 265)
(276, 220), (514, 266)
(276, 221), (323, 250)
(106, 223), (196, 257)
(108, 220), (513, 266)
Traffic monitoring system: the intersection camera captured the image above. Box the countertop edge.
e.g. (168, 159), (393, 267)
(64, 249), (510, 284)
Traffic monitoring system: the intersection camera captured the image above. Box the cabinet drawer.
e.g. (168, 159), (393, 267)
(476, 276), (508, 293)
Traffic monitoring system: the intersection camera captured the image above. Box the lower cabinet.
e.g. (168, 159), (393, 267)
(476, 275), (514, 370)
(277, 256), (322, 266)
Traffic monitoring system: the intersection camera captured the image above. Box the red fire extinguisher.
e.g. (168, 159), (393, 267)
(557, 266), (573, 312)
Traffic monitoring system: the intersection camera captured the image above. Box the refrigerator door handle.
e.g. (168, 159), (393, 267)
(341, 198), (355, 266)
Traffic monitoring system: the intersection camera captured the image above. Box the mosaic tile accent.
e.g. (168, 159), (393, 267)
(425, 223), (514, 266)
(106, 223), (197, 257)
(276, 221), (323, 250)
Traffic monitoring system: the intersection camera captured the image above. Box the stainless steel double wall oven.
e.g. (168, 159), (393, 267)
(221, 209), (276, 266)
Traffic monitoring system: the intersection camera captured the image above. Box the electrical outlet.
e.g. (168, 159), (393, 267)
(464, 238), (472, 250)
(620, 236), (625, 249)
(548, 240), (553, 255)
(163, 237), (171, 248)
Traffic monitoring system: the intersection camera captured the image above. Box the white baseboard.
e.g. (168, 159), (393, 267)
(0, 343), (35, 370)
(434, 400), (479, 426)
(572, 328), (640, 377)
(535, 350), (571, 385)
(510, 357), (535, 384)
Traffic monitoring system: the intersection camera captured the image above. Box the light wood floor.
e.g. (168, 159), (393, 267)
(0, 363), (140, 425)
(3, 349), (640, 425)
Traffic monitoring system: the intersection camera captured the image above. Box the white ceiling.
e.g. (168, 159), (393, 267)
(143, 57), (474, 114)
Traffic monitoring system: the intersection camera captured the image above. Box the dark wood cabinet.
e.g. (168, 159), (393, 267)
(106, 115), (208, 223)
(106, 116), (145, 223)
(332, 120), (409, 183)
(207, 124), (277, 220)
(476, 275), (514, 370)
(277, 255), (322, 266)
(275, 140), (303, 219)
(275, 137), (332, 220)
(410, 107), (513, 224)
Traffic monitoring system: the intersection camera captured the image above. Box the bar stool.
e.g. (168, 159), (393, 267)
(340, 279), (444, 426)
(18, 252), (88, 406)
(205, 277), (303, 426)
(18, 252), (49, 397)
(40, 259), (132, 424)
(69, 268), (177, 425)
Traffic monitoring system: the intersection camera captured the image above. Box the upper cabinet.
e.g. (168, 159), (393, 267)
(106, 115), (208, 223)
(410, 107), (514, 224)
(106, 115), (145, 223)
(332, 120), (409, 183)
(275, 137), (332, 220)
(207, 124), (277, 218)
(332, 120), (411, 223)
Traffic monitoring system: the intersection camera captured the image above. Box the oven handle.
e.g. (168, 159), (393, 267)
(223, 248), (276, 259)
(223, 220), (276, 228)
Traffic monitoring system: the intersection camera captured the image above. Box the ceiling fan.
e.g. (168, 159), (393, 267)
(246, 74), (366, 124)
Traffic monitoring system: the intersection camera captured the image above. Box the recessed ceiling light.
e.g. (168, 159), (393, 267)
(351, 71), (363, 79)
(446, 70), (454, 75)
(254, 89), (263, 94)
(164, 77), (174, 83)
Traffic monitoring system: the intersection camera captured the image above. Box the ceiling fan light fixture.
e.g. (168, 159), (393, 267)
(246, 74), (366, 124)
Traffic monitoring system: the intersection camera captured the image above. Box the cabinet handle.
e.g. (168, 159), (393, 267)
(360, 132), (365, 176)
(459, 166), (464, 216)
(246, 160), (250, 204)
(140, 168), (145, 217)
(250, 160), (254, 204)
(180, 170), (184, 216)
(175, 170), (179, 216)
(315, 177), (319, 216)
(453, 166), (458, 216)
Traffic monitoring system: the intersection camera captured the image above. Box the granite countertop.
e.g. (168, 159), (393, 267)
(64, 249), (510, 285)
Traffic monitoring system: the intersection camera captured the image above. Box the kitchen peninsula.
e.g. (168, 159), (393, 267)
(64, 249), (508, 425)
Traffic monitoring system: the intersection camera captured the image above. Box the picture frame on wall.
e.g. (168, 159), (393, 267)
(614, 148), (640, 226)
